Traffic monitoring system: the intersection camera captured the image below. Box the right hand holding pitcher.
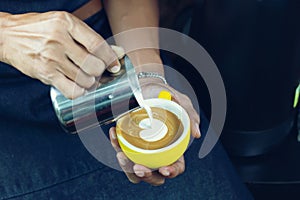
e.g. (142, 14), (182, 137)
(0, 11), (123, 99)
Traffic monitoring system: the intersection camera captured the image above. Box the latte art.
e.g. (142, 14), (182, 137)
(117, 107), (183, 150)
(139, 118), (168, 142)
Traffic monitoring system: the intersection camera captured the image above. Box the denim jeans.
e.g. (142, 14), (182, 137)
(0, 1), (253, 199)
(0, 111), (253, 200)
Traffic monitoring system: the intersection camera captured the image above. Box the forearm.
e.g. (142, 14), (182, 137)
(104, 0), (163, 75)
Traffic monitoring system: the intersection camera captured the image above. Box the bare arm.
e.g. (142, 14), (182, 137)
(104, 0), (201, 186)
(103, 0), (163, 75)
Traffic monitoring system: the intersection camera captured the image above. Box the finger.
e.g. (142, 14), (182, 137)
(65, 38), (105, 77)
(142, 172), (165, 186)
(158, 156), (185, 179)
(191, 121), (201, 139)
(173, 93), (201, 138)
(117, 152), (141, 184)
(189, 111), (201, 138)
(111, 129), (141, 183)
(109, 127), (121, 152)
(106, 45), (125, 74)
(133, 164), (152, 178)
(81, 54), (106, 77)
(65, 15), (120, 74)
(66, 14), (106, 53)
(111, 45), (125, 60)
(57, 57), (95, 89)
(91, 41), (121, 74)
(133, 165), (165, 186)
(51, 72), (85, 99)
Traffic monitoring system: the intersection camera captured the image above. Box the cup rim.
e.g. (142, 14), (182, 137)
(117, 98), (190, 153)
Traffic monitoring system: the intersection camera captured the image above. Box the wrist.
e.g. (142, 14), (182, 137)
(138, 71), (167, 85)
(127, 49), (164, 76)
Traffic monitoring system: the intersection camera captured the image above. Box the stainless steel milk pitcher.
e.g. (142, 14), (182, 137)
(50, 56), (140, 134)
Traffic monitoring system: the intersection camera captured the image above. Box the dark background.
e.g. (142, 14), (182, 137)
(158, 0), (300, 199)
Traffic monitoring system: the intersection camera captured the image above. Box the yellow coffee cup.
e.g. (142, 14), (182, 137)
(116, 97), (190, 169)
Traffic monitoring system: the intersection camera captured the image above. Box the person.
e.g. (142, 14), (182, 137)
(0, 0), (252, 199)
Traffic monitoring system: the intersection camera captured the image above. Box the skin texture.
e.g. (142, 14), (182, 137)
(109, 77), (201, 186)
(0, 11), (122, 99)
(104, 0), (201, 186)
(0, 0), (201, 186)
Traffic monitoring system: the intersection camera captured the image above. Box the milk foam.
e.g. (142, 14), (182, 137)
(133, 90), (153, 128)
(139, 118), (168, 142)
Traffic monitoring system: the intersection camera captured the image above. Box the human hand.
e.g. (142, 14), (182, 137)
(109, 127), (186, 186)
(127, 50), (201, 138)
(139, 77), (201, 139)
(0, 11), (124, 99)
(109, 71), (200, 185)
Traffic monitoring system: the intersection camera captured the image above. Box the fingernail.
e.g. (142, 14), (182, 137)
(162, 170), (170, 176)
(111, 131), (116, 139)
(135, 171), (145, 178)
(194, 123), (201, 138)
(110, 65), (120, 73)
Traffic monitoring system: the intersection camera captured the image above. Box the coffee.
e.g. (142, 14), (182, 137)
(116, 107), (183, 150)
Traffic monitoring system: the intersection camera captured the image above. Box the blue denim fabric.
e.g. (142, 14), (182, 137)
(0, 1), (253, 199)
(0, 112), (253, 200)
